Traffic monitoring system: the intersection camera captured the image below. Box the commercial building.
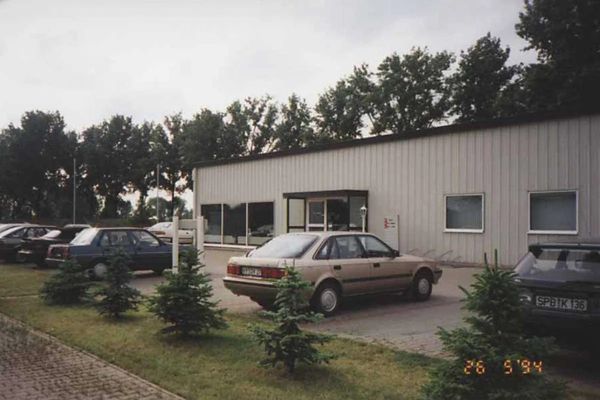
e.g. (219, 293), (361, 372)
(192, 110), (600, 265)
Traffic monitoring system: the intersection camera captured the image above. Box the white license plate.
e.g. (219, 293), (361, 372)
(241, 267), (262, 277)
(535, 296), (587, 312)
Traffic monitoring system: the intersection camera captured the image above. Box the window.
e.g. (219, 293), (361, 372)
(529, 191), (577, 234)
(327, 198), (348, 231)
(131, 230), (160, 247)
(358, 235), (393, 258)
(101, 230), (132, 247)
(223, 203), (246, 245)
(287, 198), (305, 231)
(445, 194), (484, 233)
(332, 236), (365, 259)
(248, 202), (274, 246)
(201, 204), (222, 243)
(349, 196), (367, 231)
(315, 238), (333, 260)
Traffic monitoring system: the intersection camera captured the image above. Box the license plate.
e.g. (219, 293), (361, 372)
(241, 267), (262, 277)
(535, 296), (587, 312)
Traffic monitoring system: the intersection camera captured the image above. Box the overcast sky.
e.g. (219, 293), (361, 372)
(0, 0), (537, 132)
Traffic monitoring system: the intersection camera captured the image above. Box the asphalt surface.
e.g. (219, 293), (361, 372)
(132, 263), (477, 355)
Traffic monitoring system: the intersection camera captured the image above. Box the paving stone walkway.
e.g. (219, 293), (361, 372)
(0, 314), (182, 400)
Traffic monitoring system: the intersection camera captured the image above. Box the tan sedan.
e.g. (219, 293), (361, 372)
(223, 231), (443, 315)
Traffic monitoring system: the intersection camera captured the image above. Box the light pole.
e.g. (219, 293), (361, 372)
(72, 158), (76, 224)
(156, 164), (160, 222)
(360, 205), (367, 232)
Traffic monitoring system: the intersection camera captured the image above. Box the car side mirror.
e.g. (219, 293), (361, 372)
(392, 250), (400, 258)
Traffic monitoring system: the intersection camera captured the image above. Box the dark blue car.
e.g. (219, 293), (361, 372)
(46, 227), (182, 278)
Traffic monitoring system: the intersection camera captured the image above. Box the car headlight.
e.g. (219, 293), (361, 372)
(518, 289), (533, 304)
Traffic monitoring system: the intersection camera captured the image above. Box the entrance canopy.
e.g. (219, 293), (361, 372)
(283, 190), (368, 233)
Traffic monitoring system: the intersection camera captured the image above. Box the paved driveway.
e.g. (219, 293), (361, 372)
(131, 262), (477, 356)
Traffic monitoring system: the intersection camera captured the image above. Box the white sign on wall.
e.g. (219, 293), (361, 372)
(382, 214), (399, 250)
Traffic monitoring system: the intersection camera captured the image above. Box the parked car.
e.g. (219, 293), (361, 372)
(0, 223), (29, 234)
(46, 227), (182, 277)
(223, 231), (443, 315)
(515, 240), (600, 337)
(147, 222), (193, 244)
(18, 224), (91, 266)
(0, 224), (56, 262)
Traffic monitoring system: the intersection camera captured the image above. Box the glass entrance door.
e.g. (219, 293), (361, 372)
(307, 200), (326, 231)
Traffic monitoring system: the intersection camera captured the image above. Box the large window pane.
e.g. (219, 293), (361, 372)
(223, 203), (246, 245)
(248, 202), (274, 245)
(349, 196), (367, 231)
(327, 198), (348, 231)
(287, 198), (305, 231)
(445, 195), (483, 231)
(530, 191), (577, 232)
(201, 204), (222, 243)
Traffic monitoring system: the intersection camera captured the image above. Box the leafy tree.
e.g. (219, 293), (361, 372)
(451, 34), (519, 122)
(516, 0), (600, 111)
(151, 115), (189, 215)
(314, 68), (372, 141)
(372, 47), (454, 134)
(94, 251), (142, 318)
(127, 121), (154, 222)
(421, 251), (565, 400)
(273, 94), (318, 150)
(178, 109), (242, 170)
(81, 115), (137, 218)
(0, 111), (77, 219)
(225, 96), (279, 154)
(250, 266), (334, 373)
(40, 259), (92, 305)
(148, 248), (227, 336)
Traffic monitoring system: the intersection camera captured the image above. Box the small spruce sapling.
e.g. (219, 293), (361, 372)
(94, 250), (142, 318)
(40, 259), (92, 305)
(421, 250), (565, 400)
(250, 265), (334, 373)
(147, 248), (227, 336)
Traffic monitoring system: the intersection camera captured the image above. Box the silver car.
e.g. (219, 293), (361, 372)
(223, 231), (443, 315)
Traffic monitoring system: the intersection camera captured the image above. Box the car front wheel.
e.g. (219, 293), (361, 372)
(411, 271), (433, 301)
(312, 282), (341, 317)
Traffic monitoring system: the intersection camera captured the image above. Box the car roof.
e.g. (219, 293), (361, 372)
(95, 227), (146, 231)
(285, 231), (374, 238)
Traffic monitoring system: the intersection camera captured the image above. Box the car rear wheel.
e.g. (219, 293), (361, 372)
(411, 271), (433, 301)
(91, 262), (108, 280)
(312, 282), (341, 317)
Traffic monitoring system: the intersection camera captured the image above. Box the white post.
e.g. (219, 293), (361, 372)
(172, 216), (179, 273)
(196, 216), (204, 264)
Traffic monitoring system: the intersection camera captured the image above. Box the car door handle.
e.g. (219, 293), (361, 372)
(373, 263), (381, 268)
(333, 265), (341, 270)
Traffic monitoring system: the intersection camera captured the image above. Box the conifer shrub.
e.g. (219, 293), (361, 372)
(421, 250), (565, 400)
(94, 250), (142, 318)
(250, 265), (334, 373)
(40, 259), (91, 305)
(148, 248), (227, 336)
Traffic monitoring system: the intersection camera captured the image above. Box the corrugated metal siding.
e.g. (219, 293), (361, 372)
(195, 114), (600, 265)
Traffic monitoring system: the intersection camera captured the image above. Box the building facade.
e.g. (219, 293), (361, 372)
(192, 111), (600, 265)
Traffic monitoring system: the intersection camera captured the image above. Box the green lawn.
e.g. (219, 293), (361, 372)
(0, 262), (433, 400)
(0, 263), (53, 297)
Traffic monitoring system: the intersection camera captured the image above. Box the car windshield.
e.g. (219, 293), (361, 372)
(70, 228), (98, 245)
(515, 247), (600, 283)
(42, 230), (62, 239)
(249, 234), (318, 259)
